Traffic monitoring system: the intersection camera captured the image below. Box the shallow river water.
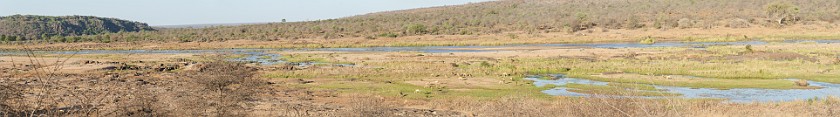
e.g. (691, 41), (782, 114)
(525, 75), (840, 103)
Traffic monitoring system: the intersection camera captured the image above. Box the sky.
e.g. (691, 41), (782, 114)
(0, 0), (493, 26)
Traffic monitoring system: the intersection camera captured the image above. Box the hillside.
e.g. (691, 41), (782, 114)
(0, 15), (154, 42)
(6, 0), (840, 43)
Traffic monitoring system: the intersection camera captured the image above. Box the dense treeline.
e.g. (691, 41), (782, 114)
(0, 15), (154, 43)
(4, 0), (840, 44)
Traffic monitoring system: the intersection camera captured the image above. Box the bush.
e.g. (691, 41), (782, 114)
(405, 24), (428, 35)
(677, 18), (695, 29)
(765, 1), (800, 25)
(694, 20), (713, 29)
(640, 37), (656, 44)
(0, 80), (23, 114)
(745, 45), (754, 53)
(624, 16), (643, 29)
(184, 61), (266, 116)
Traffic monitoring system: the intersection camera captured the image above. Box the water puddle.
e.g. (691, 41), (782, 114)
(228, 51), (283, 65)
(526, 74), (840, 103)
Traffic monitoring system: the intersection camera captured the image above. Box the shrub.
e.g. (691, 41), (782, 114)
(640, 37), (656, 44)
(745, 45), (754, 53)
(765, 1), (800, 25)
(677, 18), (695, 29)
(405, 24), (428, 35)
(183, 60), (267, 116)
(624, 16), (643, 29)
(0, 80), (23, 115)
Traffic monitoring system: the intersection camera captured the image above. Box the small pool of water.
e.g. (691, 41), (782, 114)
(525, 74), (840, 103)
(229, 51), (283, 65)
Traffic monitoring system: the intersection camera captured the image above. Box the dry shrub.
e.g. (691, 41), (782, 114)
(341, 95), (395, 116)
(4, 52), (108, 117)
(109, 86), (170, 117)
(0, 78), (24, 116)
(677, 18), (694, 29)
(181, 60), (267, 117)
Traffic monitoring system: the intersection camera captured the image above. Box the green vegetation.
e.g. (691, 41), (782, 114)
(565, 83), (681, 97)
(254, 42), (840, 99)
(404, 24), (428, 35)
(378, 32), (399, 38)
(606, 83), (660, 91)
(745, 45), (754, 53)
(280, 54), (330, 63)
(765, 1), (800, 25)
(639, 37), (656, 44)
(0, 15), (154, 41)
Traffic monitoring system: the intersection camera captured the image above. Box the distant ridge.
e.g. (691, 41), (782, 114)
(0, 15), (154, 40)
(8, 0), (840, 43)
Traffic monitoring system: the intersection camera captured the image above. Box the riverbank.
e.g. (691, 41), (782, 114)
(2, 25), (840, 51)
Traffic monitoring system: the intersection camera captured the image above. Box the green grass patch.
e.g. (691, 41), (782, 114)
(565, 83), (681, 97)
(607, 83), (659, 91)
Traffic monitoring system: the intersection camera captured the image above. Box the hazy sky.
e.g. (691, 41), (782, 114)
(0, 0), (492, 26)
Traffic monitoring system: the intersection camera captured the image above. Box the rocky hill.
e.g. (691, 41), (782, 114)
(0, 15), (154, 42)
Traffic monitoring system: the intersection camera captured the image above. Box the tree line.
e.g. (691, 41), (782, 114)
(0, 15), (153, 43)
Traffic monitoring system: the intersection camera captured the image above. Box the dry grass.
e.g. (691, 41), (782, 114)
(0, 53), (268, 117)
(3, 24), (840, 51)
(423, 96), (840, 117)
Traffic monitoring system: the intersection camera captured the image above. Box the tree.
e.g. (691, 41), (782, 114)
(0, 35), (6, 42)
(765, 1), (800, 25)
(405, 24), (428, 35)
(281, 19), (286, 23)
